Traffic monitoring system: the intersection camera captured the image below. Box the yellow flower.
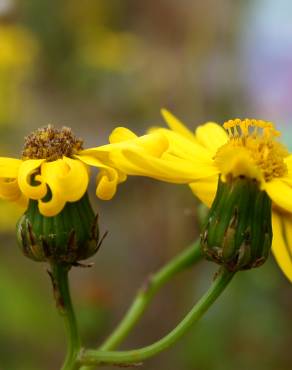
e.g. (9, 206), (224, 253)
(0, 125), (167, 217)
(110, 109), (292, 281)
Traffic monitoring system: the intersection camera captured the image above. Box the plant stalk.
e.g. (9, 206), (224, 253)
(79, 267), (234, 367)
(50, 263), (81, 370)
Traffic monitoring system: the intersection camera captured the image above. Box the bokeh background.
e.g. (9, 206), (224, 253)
(0, 1), (292, 369)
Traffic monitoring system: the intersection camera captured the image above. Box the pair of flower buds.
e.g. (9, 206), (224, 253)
(1, 110), (292, 281)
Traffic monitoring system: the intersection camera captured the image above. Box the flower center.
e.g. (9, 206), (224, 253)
(22, 125), (83, 161)
(214, 119), (289, 182)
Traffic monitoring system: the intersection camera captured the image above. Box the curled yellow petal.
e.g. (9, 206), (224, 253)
(76, 153), (126, 183)
(0, 178), (22, 201)
(38, 157), (89, 217)
(76, 153), (126, 200)
(18, 159), (47, 200)
(272, 209), (292, 283)
(38, 191), (65, 217)
(0, 157), (28, 205)
(44, 157), (89, 202)
(96, 167), (122, 200)
(78, 130), (172, 196)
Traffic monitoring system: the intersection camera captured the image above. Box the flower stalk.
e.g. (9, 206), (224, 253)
(49, 263), (81, 370)
(101, 239), (202, 351)
(79, 240), (202, 370)
(78, 267), (234, 367)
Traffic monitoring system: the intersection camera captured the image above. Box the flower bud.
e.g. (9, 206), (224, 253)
(201, 176), (272, 271)
(16, 192), (100, 264)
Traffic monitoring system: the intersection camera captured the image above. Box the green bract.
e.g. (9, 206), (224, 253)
(16, 192), (100, 264)
(201, 176), (273, 271)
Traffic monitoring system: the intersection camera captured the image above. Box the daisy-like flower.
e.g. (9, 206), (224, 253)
(0, 125), (166, 263)
(0, 125), (166, 216)
(109, 110), (292, 280)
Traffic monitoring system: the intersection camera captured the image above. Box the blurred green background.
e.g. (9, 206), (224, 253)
(0, 0), (292, 369)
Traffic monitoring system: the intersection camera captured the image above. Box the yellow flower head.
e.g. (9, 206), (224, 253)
(110, 110), (292, 280)
(0, 124), (167, 217)
(215, 119), (288, 183)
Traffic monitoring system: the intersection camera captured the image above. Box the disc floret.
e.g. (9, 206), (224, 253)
(215, 118), (289, 182)
(22, 125), (83, 161)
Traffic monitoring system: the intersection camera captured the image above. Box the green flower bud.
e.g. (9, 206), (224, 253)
(17, 192), (101, 264)
(201, 176), (272, 271)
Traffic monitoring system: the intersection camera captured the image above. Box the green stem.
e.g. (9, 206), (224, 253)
(101, 239), (202, 351)
(50, 263), (81, 370)
(80, 240), (202, 370)
(79, 267), (234, 367)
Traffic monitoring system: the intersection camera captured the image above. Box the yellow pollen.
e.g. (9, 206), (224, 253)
(223, 118), (280, 139)
(215, 118), (288, 182)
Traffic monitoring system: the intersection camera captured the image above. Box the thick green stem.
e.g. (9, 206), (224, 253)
(79, 267), (234, 367)
(50, 263), (81, 370)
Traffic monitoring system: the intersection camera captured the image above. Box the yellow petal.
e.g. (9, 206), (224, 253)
(96, 167), (121, 200)
(76, 153), (126, 200)
(272, 209), (292, 282)
(61, 157), (89, 202)
(150, 128), (213, 163)
(284, 154), (292, 183)
(109, 127), (137, 143)
(110, 149), (219, 183)
(38, 157), (89, 216)
(161, 109), (196, 142)
(264, 179), (292, 213)
(77, 153), (126, 182)
(215, 146), (262, 182)
(284, 153), (292, 167)
(195, 122), (228, 154)
(128, 132), (169, 157)
(0, 157), (22, 177)
(107, 150), (154, 177)
(77, 132), (171, 196)
(0, 158), (28, 205)
(18, 159), (47, 200)
(0, 178), (22, 201)
(189, 175), (219, 208)
(0, 200), (26, 232)
(38, 190), (65, 217)
(75, 153), (109, 168)
(81, 131), (169, 160)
